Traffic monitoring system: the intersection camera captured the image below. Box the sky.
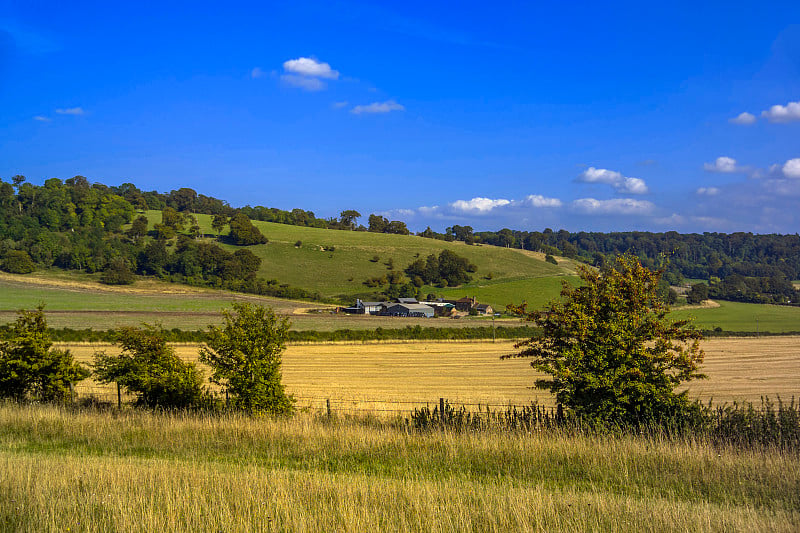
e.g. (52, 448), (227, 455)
(2, 1), (800, 234)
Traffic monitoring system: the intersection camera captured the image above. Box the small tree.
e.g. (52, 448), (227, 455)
(504, 255), (705, 425)
(200, 303), (294, 415)
(0, 306), (89, 402)
(687, 283), (709, 305)
(93, 325), (209, 409)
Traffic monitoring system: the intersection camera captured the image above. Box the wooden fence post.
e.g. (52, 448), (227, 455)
(439, 397), (445, 423)
(326, 398), (331, 417)
(116, 382), (122, 409)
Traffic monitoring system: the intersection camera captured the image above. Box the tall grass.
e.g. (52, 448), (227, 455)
(1, 404), (798, 532)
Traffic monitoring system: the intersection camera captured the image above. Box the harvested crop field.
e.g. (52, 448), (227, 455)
(63, 336), (800, 413)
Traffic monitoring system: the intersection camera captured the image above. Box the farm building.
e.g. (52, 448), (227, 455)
(380, 303), (435, 318)
(474, 303), (494, 315)
(342, 299), (388, 315)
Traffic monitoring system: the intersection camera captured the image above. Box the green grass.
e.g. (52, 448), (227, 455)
(183, 212), (577, 302)
(672, 300), (800, 333)
(1, 404), (798, 532)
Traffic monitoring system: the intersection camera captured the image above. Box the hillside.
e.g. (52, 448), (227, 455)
(174, 212), (580, 309)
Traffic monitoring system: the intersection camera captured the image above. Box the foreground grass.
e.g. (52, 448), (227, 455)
(1, 405), (798, 532)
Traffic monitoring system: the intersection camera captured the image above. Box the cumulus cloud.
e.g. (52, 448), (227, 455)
(761, 100), (800, 123)
(278, 57), (339, 91)
(571, 198), (654, 215)
(783, 158), (800, 179)
(523, 194), (562, 207)
(55, 107), (84, 115)
(450, 197), (511, 213)
(283, 57), (339, 79)
(250, 67), (267, 79)
(696, 187), (720, 196)
(703, 156), (738, 173)
(280, 74), (326, 91)
(33, 115), (51, 122)
(729, 112), (756, 125)
(351, 100), (405, 114)
(577, 167), (649, 194)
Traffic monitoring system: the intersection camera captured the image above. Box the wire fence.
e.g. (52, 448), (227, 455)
(73, 385), (550, 415)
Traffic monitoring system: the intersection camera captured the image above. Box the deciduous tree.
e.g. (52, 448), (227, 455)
(0, 306), (89, 402)
(200, 303), (294, 415)
(504, 255), (705, 425)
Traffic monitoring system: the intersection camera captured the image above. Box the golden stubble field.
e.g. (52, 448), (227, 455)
(61, 336), (800, 414)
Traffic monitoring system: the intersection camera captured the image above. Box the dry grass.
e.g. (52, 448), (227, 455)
(1, 405), (798, 532)
(61, 337), (800, 412)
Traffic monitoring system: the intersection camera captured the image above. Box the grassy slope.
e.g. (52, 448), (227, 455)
(1, 405), (798, 532)
(185, 212), (579, 307)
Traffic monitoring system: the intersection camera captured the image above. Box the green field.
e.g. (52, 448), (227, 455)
(177, 212), (579, 307)
(672, 300), (800, 333)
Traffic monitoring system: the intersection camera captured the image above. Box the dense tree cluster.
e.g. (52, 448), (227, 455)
(405, 250), (477, 287)
(368, 214), (410, 235)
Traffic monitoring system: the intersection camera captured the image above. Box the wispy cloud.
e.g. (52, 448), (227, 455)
(577, 167), (649, 194)
(250, 67), (267, 79)
(761, 100), (800, 123)
(523, 194), (562, 207)
(450, 197), (511, 213)
(351, 100), (405, 114)
(283, 57), (339, 79)
(729, 112), (756, 125)
(696, 187), (720, 196)
(332, 101), (349, 109)
(55, 107), (84, 115)
(280, 74), (326, 91)
(33, 115), (51, 122)
(703, 156), (739, 173)
(571, 198), (654, 215)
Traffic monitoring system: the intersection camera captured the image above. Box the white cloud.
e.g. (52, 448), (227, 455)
(417, 205), (440, 215)
(703, 156), (738, 173)
(783, 158), (800, 179)
(250, 67), (267, 79)
(729, 112), (756, 125)
(351, 100), (405, 114)
(33, 115), (51, 122)
(696, 187), (720, 196)
(332, 101), (348, 109)
(55, 107), (84, 115)
(523, 194), (562, 207)
(450, 197), (511, 213)
(761, 100), (800, 123)
(280, 74), (325, 91)
(571, 198), (654, 215)
(577, 167), (649, 194)
(283, 57), (339, 79)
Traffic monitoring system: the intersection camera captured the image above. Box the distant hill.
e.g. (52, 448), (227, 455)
(183, 212), (579, 310)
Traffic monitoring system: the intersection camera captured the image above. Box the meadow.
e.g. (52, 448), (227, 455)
(1, 404), (798, 532)
(178, 212), (580, 307)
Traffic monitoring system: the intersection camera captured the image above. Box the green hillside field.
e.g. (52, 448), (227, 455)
(155, 212), (580, 309)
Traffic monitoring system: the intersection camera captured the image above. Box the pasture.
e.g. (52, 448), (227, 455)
(173, 212), (580, 307)
(65, 337), (800, 412)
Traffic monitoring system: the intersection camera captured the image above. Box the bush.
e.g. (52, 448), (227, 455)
(1, 250), (36, 274)
(93, 325), (210, 409)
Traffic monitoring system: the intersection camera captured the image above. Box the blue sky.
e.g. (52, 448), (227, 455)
(2, 1), (799, 233)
